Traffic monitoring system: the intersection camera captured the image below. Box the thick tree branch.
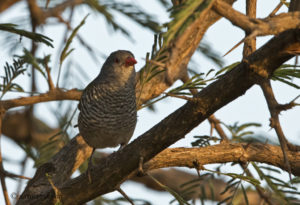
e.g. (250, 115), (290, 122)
(289, 0), (300, 11)
(0, 0), (21, 13)
(16, 29), (300, 205)
(143, 143), (300, 176)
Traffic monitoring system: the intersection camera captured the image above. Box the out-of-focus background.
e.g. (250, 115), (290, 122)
(0, 0), (299, 204)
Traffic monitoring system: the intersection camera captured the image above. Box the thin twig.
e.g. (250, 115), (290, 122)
(268, 2), (283, 17)
(57, 14), (102, 66)
(45, 61), (55, 90)
(223, 38), (245, 57)
(207, 115), (229, 142)
(243, 0), (256, 57)
(277, 94), (300, 111)
(146, 59), (167, 68)
(260, 80), (292, 179)
(192, 160), (202, 178)
(0, 169), (31, 180)
(164, 92), (195, 102)
(0, 106), (11, 205)
(116, 187), (135, 205)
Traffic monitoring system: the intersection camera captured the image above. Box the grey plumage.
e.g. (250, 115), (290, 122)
(78, 50), (137, 149)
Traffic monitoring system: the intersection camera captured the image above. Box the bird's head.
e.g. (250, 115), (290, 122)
(99, 50), (137, 84)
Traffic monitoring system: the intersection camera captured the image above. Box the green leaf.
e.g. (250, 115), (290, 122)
(60, 15), (89, 64)
(147, 173), (191, 205)
(258, 166), (281, 174)
(272, 76), (300, 89)
(198, 42), (224, 68)
(0, 23), (53, 47)
(0, 59), (26, 98)
(241, 184), (249, 205)
(164, 0), (213, 44)
(57, 14), (89, 87)
(272, 66), (300, 89)
(216, 62), (240, 76)
(84, 0), (130, 36)
(206, 168), (261, 187)
(217, 195), (233, 205)
(236, 123), (261, 133)
(21, 48), (47, 78)
(145, 69), (166, 83)
(107, 2), (161, 33)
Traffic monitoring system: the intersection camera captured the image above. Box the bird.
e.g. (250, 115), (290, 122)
(77, 50), (137, 175)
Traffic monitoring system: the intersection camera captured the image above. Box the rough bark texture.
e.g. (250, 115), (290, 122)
(0, 0), (298, 204)
(144, 143), (300, 176)
(16, 29), (300, 204)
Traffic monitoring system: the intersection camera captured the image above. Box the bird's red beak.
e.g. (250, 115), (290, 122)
(125, 57), (137, 67)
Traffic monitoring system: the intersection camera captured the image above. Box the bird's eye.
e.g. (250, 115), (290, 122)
(115, 58), (120, 63)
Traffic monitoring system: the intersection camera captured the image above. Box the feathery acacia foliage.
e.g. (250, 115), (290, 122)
(0, 23), (53, 47)
(163, 0), (213, 44)
(0, 59), (26, 99)
(0, 0), (300, 205)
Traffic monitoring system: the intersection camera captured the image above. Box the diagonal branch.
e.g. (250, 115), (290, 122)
(213, 0), (300, 37)
(16, 29), (300, 205)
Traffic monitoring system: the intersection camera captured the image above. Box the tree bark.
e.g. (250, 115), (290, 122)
(16, 28), (300, 204)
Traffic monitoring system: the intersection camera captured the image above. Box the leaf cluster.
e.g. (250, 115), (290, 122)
(222, 122), (261, 142)
(163, 0), (213, 44)
(253, 163), (300, 204)
(0, 59), (26, 99)
(85, 0), (160, 37)
(272, 64), (300, 89)
(137, 34), (169, 109)
(191, 135), (220, 147)
(0, 23), (53, 47)
(16, 48), (51, 82)
(178, 173), (216, 204)
(141, 69), (217, 110)
(197, 42), (224, 68)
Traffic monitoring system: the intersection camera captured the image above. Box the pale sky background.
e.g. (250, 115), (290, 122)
(0, 0), (299, 204)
